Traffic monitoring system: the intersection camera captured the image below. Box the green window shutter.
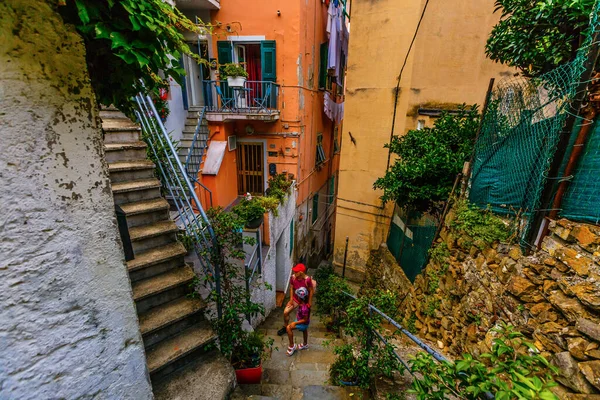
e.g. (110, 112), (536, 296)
(312, 193), (319, 224)
(319, 42), (328, 89)
(328, 175), (335, 205)
(217, 41), (232, 64)
(260, 40), (277, 82)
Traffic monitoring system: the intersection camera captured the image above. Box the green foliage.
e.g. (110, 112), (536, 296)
(314, 266), (352, 317)
(409, 323), (559, 400)
(221, 63), (249, 78)
(200, 207), (272, 369)
(374, 106), (479, 214)
(486, 0), (595, 76)
(429, 242), (450, 266)
(57, 0), (215, 112)
(257, 196), (280, 217)
(232, 197), (266, 224)
(404, 313), (418, 334)
(452, 200), (510, 245)
(266, 173), (294, 202)
(423, 298), (440, 317)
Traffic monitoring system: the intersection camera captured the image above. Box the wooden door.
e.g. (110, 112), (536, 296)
(237, 142), (264, 195)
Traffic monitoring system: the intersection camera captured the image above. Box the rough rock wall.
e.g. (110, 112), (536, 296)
(390, 211), (600, 397)
(0, 1), (152, 398)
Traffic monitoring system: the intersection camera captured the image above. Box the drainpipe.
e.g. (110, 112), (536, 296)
(547, 105), (598, 221)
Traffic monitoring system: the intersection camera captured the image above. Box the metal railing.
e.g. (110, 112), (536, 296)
(244, 228), (263, 323)
(133, 93), (222, 318)
(184, 106), (213, 208)
(203, 80), (280, 114)
(341, 291), (494, 399)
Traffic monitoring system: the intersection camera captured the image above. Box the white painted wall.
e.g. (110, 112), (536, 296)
(0, 2), (152, 398)
(165, 75), (187, 142)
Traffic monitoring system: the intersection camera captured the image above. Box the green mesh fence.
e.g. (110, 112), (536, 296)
(387, 206), (437, 282)
(561, 119), (600, 224)
(469, 0), (600, 242)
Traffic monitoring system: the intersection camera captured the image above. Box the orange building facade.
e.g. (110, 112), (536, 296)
(168, 0), (348, 266)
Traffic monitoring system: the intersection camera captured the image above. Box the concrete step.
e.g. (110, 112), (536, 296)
(100, 110), (130, 122)
(111, 178), (161, 205)
(147, 321), (217, 381)
(129, 220), (179, 255)
(119, 198), (170, 228)
(108, 160), (155, 183)
(153, 349), (236, 400)
(127, 242), (187, 282)
(102, 118), (141, 143)
(139, 297), (205, 348)
(132, 264), (195, 313)
(104, 141), (147, 163)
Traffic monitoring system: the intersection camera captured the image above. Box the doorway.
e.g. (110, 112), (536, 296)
(237, 142), (265, 195)
(182, 41), (209, 108)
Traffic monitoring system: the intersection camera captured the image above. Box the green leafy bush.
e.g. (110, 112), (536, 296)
(486, 0), (595, 76)
(314, 266), (352, 316)
(232, 197), (266, 224)
(452, 200), (510, 245)
(266, 173), (294, 202)
(374, 106), (479, 214)
(409, 323), (559, 399)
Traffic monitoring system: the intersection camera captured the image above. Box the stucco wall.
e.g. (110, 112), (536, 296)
(334, 0), (515, 276)
(0, 2), (152, 398)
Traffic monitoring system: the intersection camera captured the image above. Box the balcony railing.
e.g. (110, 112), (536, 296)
(203, 80), (280, 116)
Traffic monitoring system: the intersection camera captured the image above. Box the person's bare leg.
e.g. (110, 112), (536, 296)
(287, 325), (295, 348)
(303, 330), (308, 346)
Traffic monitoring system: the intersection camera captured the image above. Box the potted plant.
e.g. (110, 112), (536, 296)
(232, 194), (266, 229)
(232, 331), (274, 384)
(329, 344), (361, 386)
(221, 62), (249, 87)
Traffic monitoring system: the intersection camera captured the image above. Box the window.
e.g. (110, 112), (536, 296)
(312, 193), (319, 224)
(327, 174), (335, 206)
(417, 120), (425, 130)
(315, 132), (326, 166)
(217, 40), (277, 82)
(333, 126), (340, 153)
(319, 42), (329, 90)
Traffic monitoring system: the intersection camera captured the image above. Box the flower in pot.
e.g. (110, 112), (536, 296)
(231, 331), (274, 384)
(232, 194), (266, 229)
(221, 62), (249, 87)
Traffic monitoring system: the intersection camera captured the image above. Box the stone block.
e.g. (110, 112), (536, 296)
(542, 236), (564, 256)
(571, 282), (600, 310)
(549, 290), (593, 323)
(555, 247), (592, 277)
(570, 225), (600, 253)
(579, 360), (600, 391)
(568, 337), (591, 361)
(577, 318), (600, 342)
(509, 246), (522, 260)
(552, 352), (598, 394)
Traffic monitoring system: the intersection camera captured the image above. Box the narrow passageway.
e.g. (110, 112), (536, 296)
(232, 298), (370, 399)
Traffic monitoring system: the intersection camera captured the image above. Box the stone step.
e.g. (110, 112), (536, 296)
(139, 297), (205, 348)
(129, 220), (179, 255)
(147, 321), (217, 381)
(108, 160), (155, 183)
(111, 178), (161, 205)
(100, 112), (132, 123)
(132, 264), (195, 313)
(153, 349), (236, 400)
(119, 198), (170, 228)
(104, 141), (147, 163)
(127, 242), (187, 282)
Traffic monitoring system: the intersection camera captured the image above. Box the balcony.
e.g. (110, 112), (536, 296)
(175, 0), (220, 10)
(203, 80), (280, 123)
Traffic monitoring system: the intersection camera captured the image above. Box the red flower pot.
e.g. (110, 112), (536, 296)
(235, 364), (262, 384)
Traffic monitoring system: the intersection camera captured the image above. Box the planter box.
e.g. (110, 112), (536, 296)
(227, 76), (247, 87)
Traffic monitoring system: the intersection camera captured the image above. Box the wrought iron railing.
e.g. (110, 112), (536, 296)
(203, 80), (280, 114)
(184, 106), (213, 208)
(341, 291), (494, 399)
(244, 227), (263, 323)
(134, 93), (222, 318)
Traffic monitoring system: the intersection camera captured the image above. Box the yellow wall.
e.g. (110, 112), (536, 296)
(333, 0), (515, 275)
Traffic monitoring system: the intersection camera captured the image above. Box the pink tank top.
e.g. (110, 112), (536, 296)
(291, 276), (312, 303)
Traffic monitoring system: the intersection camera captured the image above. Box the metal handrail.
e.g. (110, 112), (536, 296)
(341, 291), (494, 399)
(134, 93), (222, 318)
(244, 229), (263, 323)
(184, 106), (213, 208)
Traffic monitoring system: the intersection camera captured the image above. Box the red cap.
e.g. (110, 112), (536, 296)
(292, 263), (306, 273)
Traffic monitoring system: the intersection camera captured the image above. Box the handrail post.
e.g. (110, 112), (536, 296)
(245, 262), (251, 323)
(257, 229), (262, 275)
(342, 236), (349, 278)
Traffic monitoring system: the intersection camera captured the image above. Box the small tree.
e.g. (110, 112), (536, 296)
(486, 0), (595, 76)
(373, 105), (479, 216)
(200, 207), (273, 368)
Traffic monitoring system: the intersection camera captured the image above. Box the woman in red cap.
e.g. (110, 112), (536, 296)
(278, 263), (315, 336)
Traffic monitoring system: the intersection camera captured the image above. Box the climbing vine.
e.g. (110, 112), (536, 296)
(55, 0), (223, 112)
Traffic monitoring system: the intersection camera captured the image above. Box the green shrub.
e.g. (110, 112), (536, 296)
(452, 200), (510, 245)
(232, 197), (265, 224)
(221, 63), (249, 78)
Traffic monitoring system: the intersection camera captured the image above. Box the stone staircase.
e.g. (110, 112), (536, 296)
(100, 106), (234, 397)
(178, 106), (209, 178)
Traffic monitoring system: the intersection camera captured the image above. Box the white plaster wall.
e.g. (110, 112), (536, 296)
(250, 191), (297, 327)
(0, 2), (153, 398)
(165, 76), (186, 142)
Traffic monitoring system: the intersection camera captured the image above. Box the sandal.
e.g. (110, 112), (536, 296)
(298, 343), (309, 351)
(286, 344), (297, 356)
(277, 326), (287, 336)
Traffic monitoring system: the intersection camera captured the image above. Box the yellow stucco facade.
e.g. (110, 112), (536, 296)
(333, 0), (515, 278)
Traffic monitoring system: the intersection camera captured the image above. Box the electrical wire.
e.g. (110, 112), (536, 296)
(385, 0), (432, 171)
